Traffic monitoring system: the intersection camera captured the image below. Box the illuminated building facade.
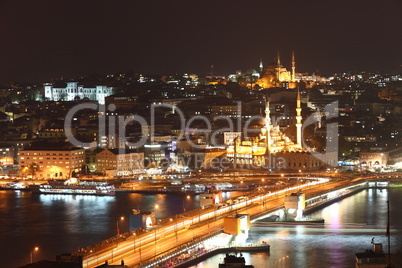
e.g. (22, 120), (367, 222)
(19, 147), (85, 179)
(96, 149), (144, 176)
(44, 82), (114, 104)
(359, 151), (389, 170)
(0, 146), (14, 166)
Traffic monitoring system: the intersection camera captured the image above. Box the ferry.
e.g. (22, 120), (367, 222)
(30, 178), (115, 196)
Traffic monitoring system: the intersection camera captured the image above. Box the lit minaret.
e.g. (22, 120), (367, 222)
(291, 51), (296, 82)
(296, 89), (302, 148)
(259, 58), (264, 73)
(276, 51), (281, 81)
(265, 95), (272, 151)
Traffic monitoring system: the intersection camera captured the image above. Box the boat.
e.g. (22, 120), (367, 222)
(219, 253), (254, 268)
(355, 241), (387, 268)
(30, 178), (115, 196)
(0, 180), (30, 191)
(355, 201), (392, 267)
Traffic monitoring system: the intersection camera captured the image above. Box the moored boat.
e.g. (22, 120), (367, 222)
(30, 178), (115, 196)
(0, 180), (30, 191)
(219, 253), (254, 268)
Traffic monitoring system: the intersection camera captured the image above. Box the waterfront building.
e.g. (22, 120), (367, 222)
(359, 151), (390, 170)
(223, 90), (335, 170)
(96, 149), (144, 176)
(226, 90), (299, 167)
(19, 144), (85, 179)
(143, 144), (166, 166)
(202, 147), (226, 169)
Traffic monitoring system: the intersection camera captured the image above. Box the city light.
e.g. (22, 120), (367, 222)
(30, 247), (39, 264)
(2, 9), (400, 267)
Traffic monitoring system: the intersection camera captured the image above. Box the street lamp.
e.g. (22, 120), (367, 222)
(154, 205), (159, 257)
(138, 234), (142, 263)
(199, 207), (204, 223)
(85, 250), (94, 268)
(132, 232), (137, 254)
(154, 204), (159, 225)
(170, 217), (178, 244)
(183, 195), (190, 213)
(30, 247), (39, 264)
(117, 216), (125, 235)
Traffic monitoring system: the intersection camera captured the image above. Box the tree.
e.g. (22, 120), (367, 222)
(22, 163), (40, 179)
(9, 91), (23, 103)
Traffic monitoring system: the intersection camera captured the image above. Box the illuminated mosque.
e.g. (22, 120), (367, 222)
(207, 51), (337, 170)
(226, 89), (310, 169)
(256, 51), (298, 89)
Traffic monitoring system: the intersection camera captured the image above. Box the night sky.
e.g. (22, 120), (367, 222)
(0, 0), (401, 83)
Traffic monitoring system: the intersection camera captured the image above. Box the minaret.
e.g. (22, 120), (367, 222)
(210, 64), (214, 78)
(296, 89), (302, 148)
(291, 51), (296, 82)
(259, 58), (264, 73)
(265, 95), (272, 152)
(276, 51), (281, 82)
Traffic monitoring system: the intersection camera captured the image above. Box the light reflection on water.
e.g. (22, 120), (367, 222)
(0, 191), (204, 267)
(0, 188), (400, 268)
(191, 188), (402, 268)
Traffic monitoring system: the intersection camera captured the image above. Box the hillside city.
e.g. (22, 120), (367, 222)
(0, 60), (402, 180)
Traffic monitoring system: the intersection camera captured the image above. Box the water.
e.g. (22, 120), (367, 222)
(0, 190), (243, 268)
(1, 189), (401, 268)
(191, 188), (402, 268)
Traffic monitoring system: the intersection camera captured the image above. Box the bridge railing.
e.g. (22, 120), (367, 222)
(135, 230), (223, 268)
(74, 177), (340, 265)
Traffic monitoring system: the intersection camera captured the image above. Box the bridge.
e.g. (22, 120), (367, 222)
(65, 173), (402, 268)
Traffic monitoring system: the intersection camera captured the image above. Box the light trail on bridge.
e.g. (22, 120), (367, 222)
(81, 177), (351, 268)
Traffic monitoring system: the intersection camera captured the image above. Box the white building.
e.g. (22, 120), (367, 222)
(44, 82), (114, 104)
